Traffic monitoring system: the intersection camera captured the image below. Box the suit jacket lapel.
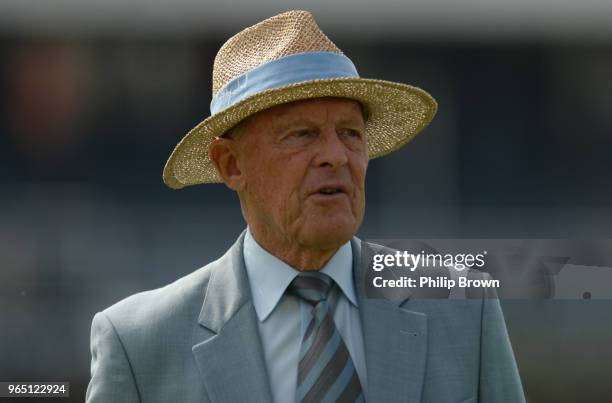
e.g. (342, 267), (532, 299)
(192, 231), (273, 403)
(352, 238), (428, 403)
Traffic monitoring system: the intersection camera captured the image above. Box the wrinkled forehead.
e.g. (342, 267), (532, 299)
(224, 97), (366, 139)
(265, 97), (366, 119)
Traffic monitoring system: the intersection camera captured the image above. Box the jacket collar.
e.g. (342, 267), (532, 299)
(192, 230), (274, 403)
(352, 238), (429, 403)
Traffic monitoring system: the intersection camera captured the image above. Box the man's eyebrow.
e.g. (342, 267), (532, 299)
(272, 119), (318, 134)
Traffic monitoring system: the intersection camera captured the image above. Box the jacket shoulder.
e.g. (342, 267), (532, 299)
(99, 251), (227, 338)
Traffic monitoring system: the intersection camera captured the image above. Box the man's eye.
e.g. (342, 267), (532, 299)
(339, 128), (363, 138)
(290, 130), (315, 138)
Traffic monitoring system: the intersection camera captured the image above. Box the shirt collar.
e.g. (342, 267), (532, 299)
(243, 227), (357, 322)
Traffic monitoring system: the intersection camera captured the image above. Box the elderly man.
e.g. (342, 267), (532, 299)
(86, 10), (525, 403)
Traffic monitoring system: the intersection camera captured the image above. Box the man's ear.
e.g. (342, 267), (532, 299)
(208, 137), (245, 191)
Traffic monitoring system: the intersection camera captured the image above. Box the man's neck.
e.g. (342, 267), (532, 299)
(248, 227), (342, 271)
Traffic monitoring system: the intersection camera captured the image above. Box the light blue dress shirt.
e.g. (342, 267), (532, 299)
(243, 228), (368, 403)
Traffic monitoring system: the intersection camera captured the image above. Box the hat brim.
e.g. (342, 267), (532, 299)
(162, 77), (437, 189)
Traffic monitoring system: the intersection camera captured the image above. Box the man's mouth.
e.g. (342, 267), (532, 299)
(319, 188), (342, 195)
(312, 184), (348, 197)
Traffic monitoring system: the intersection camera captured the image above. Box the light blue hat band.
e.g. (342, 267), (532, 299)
(210, 52), (360, 115)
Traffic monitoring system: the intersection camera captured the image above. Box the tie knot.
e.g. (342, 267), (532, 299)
(287, 272), (333, 305)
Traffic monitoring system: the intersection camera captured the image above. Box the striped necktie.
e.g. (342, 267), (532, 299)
(287, 272), (364, 403)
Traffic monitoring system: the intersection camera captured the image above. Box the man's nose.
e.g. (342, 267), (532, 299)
(313, 128), (349, 169)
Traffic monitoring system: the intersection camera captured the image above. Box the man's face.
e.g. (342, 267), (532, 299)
(232, 97), (368, 251)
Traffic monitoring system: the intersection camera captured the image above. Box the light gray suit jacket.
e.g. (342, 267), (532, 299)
(86, 232), (525, 403)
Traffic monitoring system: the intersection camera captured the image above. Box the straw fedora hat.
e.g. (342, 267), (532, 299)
(162, 10), (437, 189)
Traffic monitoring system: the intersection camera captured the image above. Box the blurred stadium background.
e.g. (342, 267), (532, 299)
(1, 1), (611, 402)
